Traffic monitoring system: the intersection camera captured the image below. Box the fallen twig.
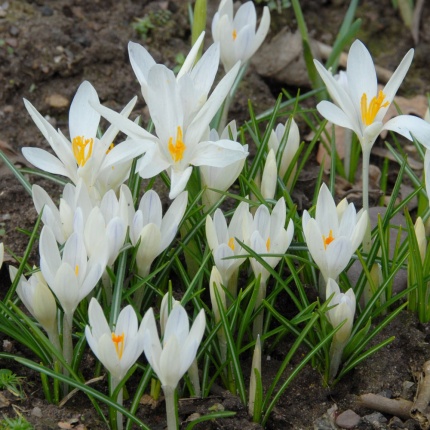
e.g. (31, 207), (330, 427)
(411, 361), (430, 429)
(358, 393), (412, 420)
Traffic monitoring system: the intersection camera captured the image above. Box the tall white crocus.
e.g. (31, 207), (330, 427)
(200, 121), (248, 210)
(130, 190), (188, 309)
(314, 40), (430, 213)
(302, 183), (367, 290)
(93, 60), (245, 199)
(10, 266), (59, 351)
(129, 32), (219, 126)
(212, 0), (270, 72)
(248, 197), (294, 338)
(326, 278), (356, 381)
(268, 118), (300, 190)
(22, 81), (153, 202)
(39, 225), (108, 365)
(142, 305), (206, 430)
(206, 201), (251, 297)
(32, 180), (93, 245)
(85, 298), (146, 430)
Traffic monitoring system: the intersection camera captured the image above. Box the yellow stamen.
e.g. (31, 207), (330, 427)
(360, 90), (389, 126)
(168, 126), (186, 163)
(228, 237), (235, 251)
(111, 332), (125, 359)
(75, 265), (79, 276)
(322, 230), (335, 250)
(266, 237), (271, 252)
(232, 29), (237, 40)
(106, 142), (114, 154)
(72, 136), (94, 167)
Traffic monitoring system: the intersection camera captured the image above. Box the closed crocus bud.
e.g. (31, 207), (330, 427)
(326, 278), (356, 344)
(10, 266), (57, 337)
(209, 266), (226, 325)
(268, 119), (300, 189)
(212, 0), (270, 71)
(261, 149), (277, 200)
(142, 304), (206, 391)
(326, 278), (356, 381)
(415, 217), (427, 263)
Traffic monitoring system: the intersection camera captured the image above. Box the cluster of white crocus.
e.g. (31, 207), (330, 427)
(85, 294), (205, 429)
(302, 183), (368, 292)
(325, 278), (356, 381)
(212, 0), (270, 72)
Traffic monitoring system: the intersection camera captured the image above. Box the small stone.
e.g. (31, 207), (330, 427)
(31, 406), (42, 418)
(8, 25), (19, 36)
(362, 412), (388, 429)
(40, 5), (53, 16)
(336, 409), (361, 429)
(401, 381), (415, 399)
(45, 94), (69, 109)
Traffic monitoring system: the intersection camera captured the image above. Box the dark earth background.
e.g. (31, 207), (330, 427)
(1, 0), (430, 429)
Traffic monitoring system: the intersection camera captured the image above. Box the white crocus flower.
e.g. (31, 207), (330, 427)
(248, 197), (294, 285)
(206, 201), (251, 296)
(32, 180), (93, 245)
(302, 183), (368, 285)
(85, 298), (146, 382)
(142, 305), (206, 390)
(142, 304), (206, 429)
(326, 278), (356, 380)
(314, 40), (430, 153)
(159, 293), (180, 337)
(268, 119), (300, 189)
(93, 59), (245, 199)
(212, 0), (270, 72)
(200, 121), (248, 210)
(22, 81), (153, 202)
(130, 190), (188, 278)
(248, 197), (294, 338)
(39, 225), (108, 317)
(10, 266), (58, 348)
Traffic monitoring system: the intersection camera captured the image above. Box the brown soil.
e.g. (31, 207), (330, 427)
(1, 0), (430, 429)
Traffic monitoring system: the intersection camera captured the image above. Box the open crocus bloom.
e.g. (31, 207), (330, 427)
(302, 183), (368, 283)
(85, 298), (146, 381)
(22, 81), (153, 202)
(142, 304), (206, 390)
(314, 40), (430, 152)
(212, 0), (270, 71)
(248, 197), (294, 284)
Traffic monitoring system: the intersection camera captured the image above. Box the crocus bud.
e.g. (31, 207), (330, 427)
(261, 149), (277, 200)
(415, 216), (427, 263)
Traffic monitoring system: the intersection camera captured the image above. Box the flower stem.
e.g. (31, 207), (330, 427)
(253, 278), (267, 340)
(111, 377), (123, 430)
(62, 312), (73, 395)
(163, 385), (178, 430)
(361, 146), (371, 254)
(329, 338), (347, 383)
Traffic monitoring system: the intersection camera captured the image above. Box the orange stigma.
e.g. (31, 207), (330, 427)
(228, 237), (235, 251)
(322, 230), (335, 250)
(111, 332), (125, 359)
(232, 29), (237, 40)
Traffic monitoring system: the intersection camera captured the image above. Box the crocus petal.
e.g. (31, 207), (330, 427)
(383, 115), (430, 148)
(169, 166), (193, 199)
